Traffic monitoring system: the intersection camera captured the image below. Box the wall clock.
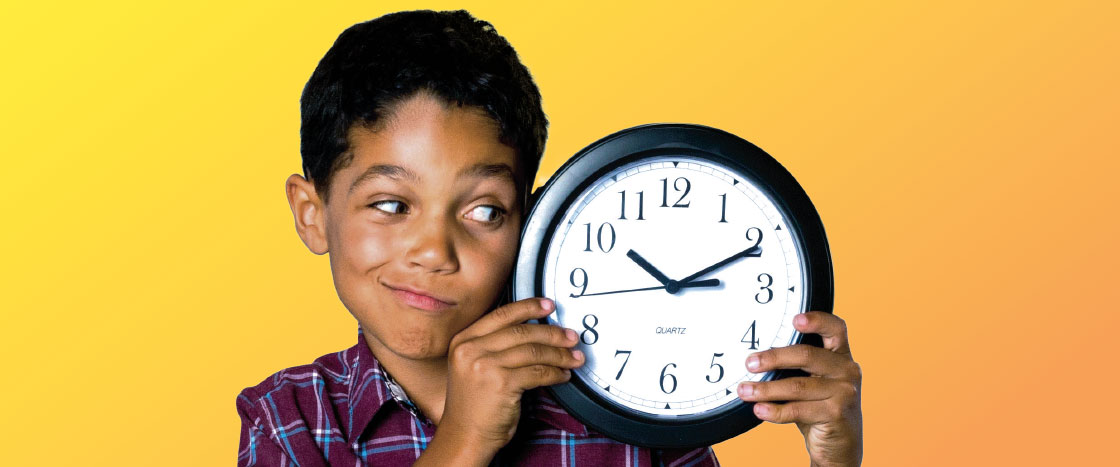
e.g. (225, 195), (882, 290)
(513, 123), (833, 448)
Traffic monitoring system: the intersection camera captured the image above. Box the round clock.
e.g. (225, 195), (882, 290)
(513, 123), (833, 449)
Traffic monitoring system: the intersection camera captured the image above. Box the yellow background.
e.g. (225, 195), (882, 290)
(2, 1), (1116, 465)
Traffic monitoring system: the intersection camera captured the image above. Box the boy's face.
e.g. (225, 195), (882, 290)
(287, 92), (522, 362)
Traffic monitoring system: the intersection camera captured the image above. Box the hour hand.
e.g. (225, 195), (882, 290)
(626, 249), (672, 286)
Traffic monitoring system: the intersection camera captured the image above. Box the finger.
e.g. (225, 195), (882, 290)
(493, 343), (585, 370)
(794, 311), (851, 355)
(751, 400), (835, 425)
(509, 364), (573, 390)
(471, 321), (579, 353)
(746, 344), (856, 379)
(456, 298), (554, 342)
(737, 377), (837, 403)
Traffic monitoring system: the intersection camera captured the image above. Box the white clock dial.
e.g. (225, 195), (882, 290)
(541, 155), (807, 418)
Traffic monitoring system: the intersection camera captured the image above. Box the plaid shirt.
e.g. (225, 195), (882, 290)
(237, 333), (719, 466)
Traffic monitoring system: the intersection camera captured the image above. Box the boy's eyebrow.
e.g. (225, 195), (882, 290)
(349, 164), (420, 194)
(458, 163), (517, 184)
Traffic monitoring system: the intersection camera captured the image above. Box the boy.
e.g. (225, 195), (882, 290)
(237, 9), (862, 466)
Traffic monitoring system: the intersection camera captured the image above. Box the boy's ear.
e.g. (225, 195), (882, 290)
(285, 174), (329, 255)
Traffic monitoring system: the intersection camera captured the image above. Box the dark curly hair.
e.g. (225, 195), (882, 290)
(299, 9), (548, 206)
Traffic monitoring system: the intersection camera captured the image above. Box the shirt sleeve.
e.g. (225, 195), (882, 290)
(237, 393), (294, 467)
(650, 446), (720, 467)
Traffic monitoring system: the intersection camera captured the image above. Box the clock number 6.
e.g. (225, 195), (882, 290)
(582, 222), (616, 253)
(659, 363), (678, 394)
(569, 268), (588, 297)
(705, 352), (725, 383)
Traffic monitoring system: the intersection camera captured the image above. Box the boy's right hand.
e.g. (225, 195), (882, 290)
(432, 298), (584, 463)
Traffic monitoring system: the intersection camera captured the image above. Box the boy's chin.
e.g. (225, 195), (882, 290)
(363, 329), (451, 362)
(389, 343), (450, 361)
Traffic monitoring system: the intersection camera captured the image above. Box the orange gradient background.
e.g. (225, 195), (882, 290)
(2, 1), (1117, 465)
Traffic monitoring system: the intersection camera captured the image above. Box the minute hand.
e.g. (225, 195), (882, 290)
(678, 246), (762, 284)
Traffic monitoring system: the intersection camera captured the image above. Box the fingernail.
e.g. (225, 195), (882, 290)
(572, 349), (584, 361)
(754, 404), (770, 417)
(565, 328), (578, 342)
(562, 369), (572, 379)
(747, 354), (761, 372)
(738, 383), (754, 398)
(794, 314), (808, 327)
(540, 298), (554, 312)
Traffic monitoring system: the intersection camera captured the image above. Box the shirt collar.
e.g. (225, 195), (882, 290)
(344, 330), (397, 441)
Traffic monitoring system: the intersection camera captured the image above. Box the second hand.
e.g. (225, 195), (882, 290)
(572, 278), (721, 298)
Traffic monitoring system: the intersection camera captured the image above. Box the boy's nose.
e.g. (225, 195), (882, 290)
(403, 216), (460, 274)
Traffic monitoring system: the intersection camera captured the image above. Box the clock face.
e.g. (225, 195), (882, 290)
(540, 155), (807, 419)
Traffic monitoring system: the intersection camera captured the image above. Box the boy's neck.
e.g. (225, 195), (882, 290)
(361, 332), (449, 425)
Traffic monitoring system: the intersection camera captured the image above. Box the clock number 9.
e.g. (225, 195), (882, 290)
(582, 222), (616, 253)
(659, 363), (678, 394)
(756, 273), (773, 304)
(581, 314), (599, 345)
(569, 268), (588, 298)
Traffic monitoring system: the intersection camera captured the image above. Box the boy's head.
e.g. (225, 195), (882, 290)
(285, 10), (547, 362)
(299, 9), (547, 206)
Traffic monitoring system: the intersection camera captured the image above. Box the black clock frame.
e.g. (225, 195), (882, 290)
(513, 123), (833, 449)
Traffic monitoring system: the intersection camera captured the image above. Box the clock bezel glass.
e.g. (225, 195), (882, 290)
(513, 124), (833, 448)
(538, 153), (808, 422)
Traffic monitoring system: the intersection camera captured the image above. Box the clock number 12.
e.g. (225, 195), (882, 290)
(660, 177), (691, 208)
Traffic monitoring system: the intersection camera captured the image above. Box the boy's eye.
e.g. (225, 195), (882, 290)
(371, 200), (409, 215)
(465, 205), (505, 223)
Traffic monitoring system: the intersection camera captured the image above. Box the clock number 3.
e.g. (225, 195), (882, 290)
(756, 273), (773, 304)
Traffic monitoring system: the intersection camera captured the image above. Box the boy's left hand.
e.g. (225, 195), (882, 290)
(737, 311), (863, 467)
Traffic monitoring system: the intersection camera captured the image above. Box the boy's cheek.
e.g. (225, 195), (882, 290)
(334, 218), (397, 268)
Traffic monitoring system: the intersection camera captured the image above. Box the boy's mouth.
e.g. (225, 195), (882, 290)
(382, 282), (456, 312)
